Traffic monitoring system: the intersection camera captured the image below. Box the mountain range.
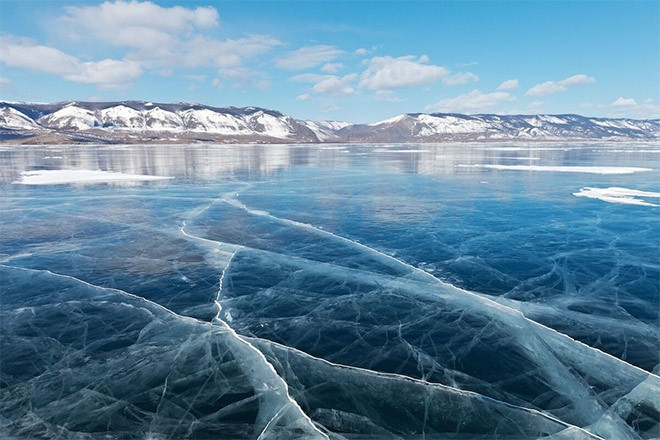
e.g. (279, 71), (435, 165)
(1, 101), (659, 144)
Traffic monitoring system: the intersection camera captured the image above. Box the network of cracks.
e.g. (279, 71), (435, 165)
(1, 186), (659, 440)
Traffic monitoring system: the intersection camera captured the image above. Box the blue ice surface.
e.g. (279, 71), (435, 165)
(1, 143), (658, 439)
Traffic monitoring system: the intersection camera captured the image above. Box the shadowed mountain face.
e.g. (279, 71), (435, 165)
(2, 100), (660, 144)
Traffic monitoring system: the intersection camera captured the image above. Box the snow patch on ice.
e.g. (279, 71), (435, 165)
(458, 164), (653, 174)
(13, 170), (173, 185)
(574, 187), (660, 207)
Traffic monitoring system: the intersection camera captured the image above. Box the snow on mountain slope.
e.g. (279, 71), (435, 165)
(181, 109), (251, 134)
(144, 107), (184, 131)
(1, 101), (659, 143)
(416, 114), (492, 135)
(303, 120), (351, 141)
(0, 107), (39, 130)
(38, 105), (99, 130)
(350, 113), (660, 142)
(246, 111), (296, 138)
(101, 105), (145, 129)
(368, 114), (410, 126)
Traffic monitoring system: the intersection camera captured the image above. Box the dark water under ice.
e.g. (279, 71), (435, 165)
(1, 143), (659, 439)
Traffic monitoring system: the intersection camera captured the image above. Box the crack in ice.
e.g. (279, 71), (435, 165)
(247, 336), (606, 440)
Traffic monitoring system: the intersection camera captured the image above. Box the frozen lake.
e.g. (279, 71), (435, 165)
(1, 143), (659, 439)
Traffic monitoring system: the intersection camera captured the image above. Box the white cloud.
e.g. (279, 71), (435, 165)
(57, 1), (281, 86)
(497, 79), (519, 90)
(291, 73), (357, 95)
(322, 102), (340, 112)
(528, 100), (544, 109)
(62, 1), (219, 49)
(321, 62), (344, 74)
(374, 90), (404, 103)
(359, 55), (449, 90)
(211, 78), (222, 89)
(0, 77), (12, 84)
(66, 59), (143, 89)
(156, 34), (281, 69)
(218, 67), (269, 89)
(0, 40), (78, 76)
(152, 68), (173, 77)
(560, 74), (596, 87)
(605, 98), (660, 118)
(0, 39), (142, 88)
(610, 97), (637, 107)
(354, 48), (368, 55)
(185, 74), (207, 82)
(442, 72), (479, 86)
(296, 93), (310, 101)
(425, 89), (515, 113)
(314, 74), (356, 95)
(526, 74), (595, 96)
(275, 45), (344, 70)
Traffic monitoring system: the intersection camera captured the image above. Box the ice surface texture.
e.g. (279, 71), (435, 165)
(1, 143), (659, 439)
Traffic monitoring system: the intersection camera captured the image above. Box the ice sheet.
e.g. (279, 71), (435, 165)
(2, 143), (658, 439)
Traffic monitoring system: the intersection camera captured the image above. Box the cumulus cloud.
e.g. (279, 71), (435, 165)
(62, 1), (218, 48)
(0, 39), (142, 88)
(321, 62), (344, 74)
(171, 34), (282, 69)
(610, 97), (637, 107)
(296, 93), (310, 101)
(442, 71), (479, 86)
(497, 79), (519, 90)
(354, 48), (368, 55)
(55, 1), (281, 87)
(526, 74), (595, 96)
(359, 55), (449, 90)
(291, 73), (357, 95)
(275, 45), (344, 70)
(0, 77), (10, 84)
(425, 89), (515, 113)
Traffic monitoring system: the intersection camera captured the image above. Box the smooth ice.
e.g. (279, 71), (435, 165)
(1, 143), (659, 439)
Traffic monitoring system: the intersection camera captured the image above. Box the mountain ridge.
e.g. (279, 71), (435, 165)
(2, 100), (659, 144)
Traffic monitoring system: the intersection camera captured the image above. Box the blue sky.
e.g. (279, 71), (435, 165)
(1, 0), (658, 122)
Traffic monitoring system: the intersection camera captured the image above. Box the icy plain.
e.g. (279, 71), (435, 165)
(1, 143), (659, 439)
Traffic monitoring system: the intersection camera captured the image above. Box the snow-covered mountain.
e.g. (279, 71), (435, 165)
(0, 101), (319, 143)
(340, 113), (660, 142)
(1, 101), (658, 144)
